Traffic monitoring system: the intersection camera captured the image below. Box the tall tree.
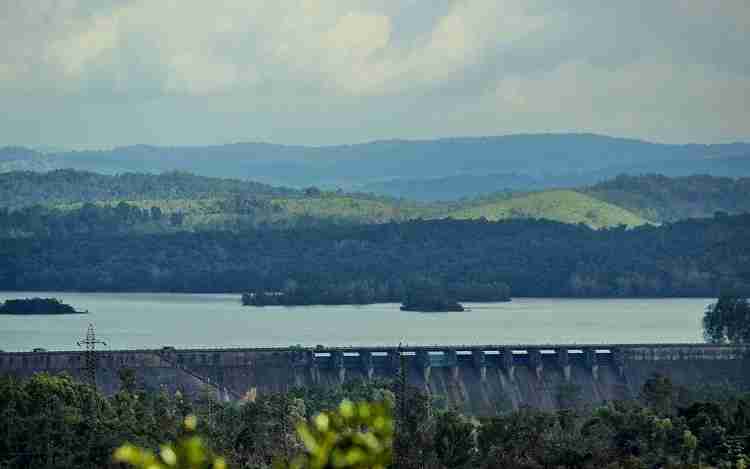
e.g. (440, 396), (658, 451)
(703, 296), (750, 344)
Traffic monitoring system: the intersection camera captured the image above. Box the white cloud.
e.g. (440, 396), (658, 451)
(0, 0), (748, 145)
(491, 60), (750, 142)
(325, 12), (391, 59)
(49, 14), (118, 79)
(2, 0), (549, 97)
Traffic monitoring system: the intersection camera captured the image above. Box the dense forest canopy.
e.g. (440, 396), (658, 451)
(703, 295), (750, 344)
(0, 169), (294, 210)
(2, 214), (749, 298)
(3, 371), (750, 469)
(586, 174), (750, 222)
(0, 297), (80, 315)
(400, 278), (468, 312)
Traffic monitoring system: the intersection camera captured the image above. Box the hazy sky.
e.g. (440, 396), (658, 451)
(1, 1), (748, 148)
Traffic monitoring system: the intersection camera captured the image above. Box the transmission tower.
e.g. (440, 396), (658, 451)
(396, 343), (408, 424)
(77, 323), (107, 388)
(394, 343), (409, 469)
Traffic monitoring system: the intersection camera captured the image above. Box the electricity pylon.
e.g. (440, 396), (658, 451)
(77, 323), (107, 388)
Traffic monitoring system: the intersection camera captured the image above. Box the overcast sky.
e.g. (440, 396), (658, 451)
(1, 1), (748, 148)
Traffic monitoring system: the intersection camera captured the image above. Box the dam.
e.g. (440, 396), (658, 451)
(1, 343), (748, 414)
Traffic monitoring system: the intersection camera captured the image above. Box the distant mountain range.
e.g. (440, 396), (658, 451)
(2, 134), (749, 199)
(361, 173), (545, 201)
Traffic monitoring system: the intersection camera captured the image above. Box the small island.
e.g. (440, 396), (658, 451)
(241, 278), (510, 308)
(0, 298), (85, 315)
(400, 280), (466, 313)
(400, 299), (465, 313)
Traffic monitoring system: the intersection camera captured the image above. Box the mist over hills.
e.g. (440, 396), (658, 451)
(2, 134), (749, 196)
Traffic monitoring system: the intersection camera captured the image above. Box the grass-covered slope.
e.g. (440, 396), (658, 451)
(448, 190), (648, 228)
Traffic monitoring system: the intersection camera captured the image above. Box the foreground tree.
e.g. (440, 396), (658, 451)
(640, 374), (675, 415)
(114, 415), (226, 469)
(8, 371), (750, 469)
(115, 401), (393, 469)
(703, 295), (750, 344)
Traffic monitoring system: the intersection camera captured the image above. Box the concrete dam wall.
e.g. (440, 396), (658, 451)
(1, 344), (748, 415)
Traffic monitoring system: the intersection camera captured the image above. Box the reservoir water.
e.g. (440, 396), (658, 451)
(0, 293), (712, 352)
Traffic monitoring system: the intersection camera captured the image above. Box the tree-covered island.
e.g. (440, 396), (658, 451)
(400, 299), (464, 313)
(400, 279), (466, 312)
(241, 277), (509, 307)
(0, 297), (84, 315)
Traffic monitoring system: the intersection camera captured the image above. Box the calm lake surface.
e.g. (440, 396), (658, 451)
(0, 293), (712, 352)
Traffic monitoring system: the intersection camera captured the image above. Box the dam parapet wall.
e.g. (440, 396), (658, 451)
(1, 344), (747, 414)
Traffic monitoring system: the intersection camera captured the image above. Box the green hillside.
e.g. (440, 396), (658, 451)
(585, 174), (750, 222)
(448, 190), (648, 228)
(52, 194), (429, 232)
(0, 169), (292, 210)
(268, 196), (433, 223)
(13, 170), (747, 237)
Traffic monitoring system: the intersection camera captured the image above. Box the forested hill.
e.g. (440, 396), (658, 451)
(585, 174), (750, 222)
(434, 174), (750, 226)
(2, 170), (750, 237)
(2, 134), (749, 188)
(0, 170), (428, 236)
(0, 169), (294, 209)
(2, 214), (749, 298)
